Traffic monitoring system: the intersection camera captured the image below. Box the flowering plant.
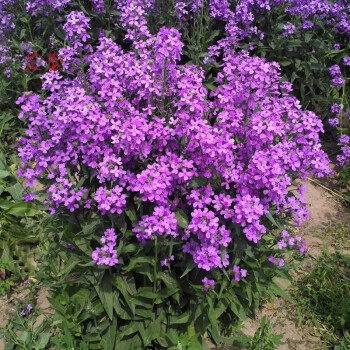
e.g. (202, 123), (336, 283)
(0, 0), (341, 347)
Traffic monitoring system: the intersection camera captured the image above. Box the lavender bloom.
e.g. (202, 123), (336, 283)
(268, 256), (276, 263)
(63, 11), (91, 49)
(282, 22), (296, 37)
(331, 76), (345, 87)
(329, 65), (341, 77)
(329, 118), (340, 127)
(339, 134), (350, 144)
(331, 103), (341, 114)
(343, 57), (350, 66)
(92, 228), (118, 266)
(202, 277), (214, 291)
(232, 265), (247, 282)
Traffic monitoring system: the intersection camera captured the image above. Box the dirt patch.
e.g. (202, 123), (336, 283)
(242, 298), (322, 350)
(0, 286), (51, 350)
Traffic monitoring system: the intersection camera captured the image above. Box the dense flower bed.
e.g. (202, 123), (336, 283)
(15, 2), (331, 274)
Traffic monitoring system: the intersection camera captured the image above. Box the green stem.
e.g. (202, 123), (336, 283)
(27, 21), (34, 47)
(153, 236), (158, 292)
(340, 82), (346, 135)
(79, 50), (91, 94)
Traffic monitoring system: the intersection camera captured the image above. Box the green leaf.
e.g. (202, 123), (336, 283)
(125, 204), (137, 223)
(180, 260), (196, 278)
(304, 32), (313, 43)
(189, 176), (209, 188)
(0, 170), (10, 179)
(270, 282), (291, 301)
(149, 311), (164, 341)
(265, 211), (280, 229)
(89, 271), (114, 320)
(136, 287), (157, 299)
(228, 296), (247, 320)
(6, 183), (23, 201)
(0, 199), (13, 210)
(175, 209), (189, 229)
(37, 333), (50, 349)
(5, 202), (37, 217)
(272, 277), (292, 290)
(17, 331), (30, 344)
(124, 256), (154, 272)
(169, 310), (190, 325)
(114, 275), (135, 317)
(120, 322), (139, 338)
(279, 61), (291, 67)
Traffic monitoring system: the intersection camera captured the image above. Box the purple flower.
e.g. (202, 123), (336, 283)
(240, 269), (247, 278)
(268, 256), (276, 263)
(66, 243), (75, 250)
(232, 265), (247, 281)
(277, 240), (287, 249)
(329, 65), (341, 77)
(202, 277), (215, 291)
(281, 230), (289, 238)
(331, 77), (345, 87)
(160, 259), (168, 266)
(329, 118), (340, 127)
(343, 57), (350, 66)
(339, 134), (350, 144)
(92, 228), (118, 266)
(26, 304), (33, 311)
(63, 11), (91, 49)
(331, 104), (341, 114)
(282, 22), (295, 37)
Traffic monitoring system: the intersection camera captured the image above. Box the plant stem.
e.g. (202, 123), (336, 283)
(153, 235), (158, 292)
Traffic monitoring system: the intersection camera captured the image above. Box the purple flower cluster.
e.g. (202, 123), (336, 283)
(133, 206), (178, 243)
(277, 230), (307, 254)
(233, 265), (247, 282)
(92, 228), (118, 266)
(343, 56), (350, 66)
(63, 11), (91, 49)
(328, 118), (340, 127)
(329, 64), (345, 87)
(331, 103), (341, 114)
(94, 186), (127, 215)
(202, 277), (215, 291)
(25, 0), (72, 16)
(20, 303), (33, 317)
(282, 22), (296, 37)
(16, 0), (332, 273)
(160, 255), (174, 267)
(268, 256), (284, 266)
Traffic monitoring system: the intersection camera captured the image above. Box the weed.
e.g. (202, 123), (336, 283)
(312, 223), (350, 250)
(292, 250), (350, 348)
